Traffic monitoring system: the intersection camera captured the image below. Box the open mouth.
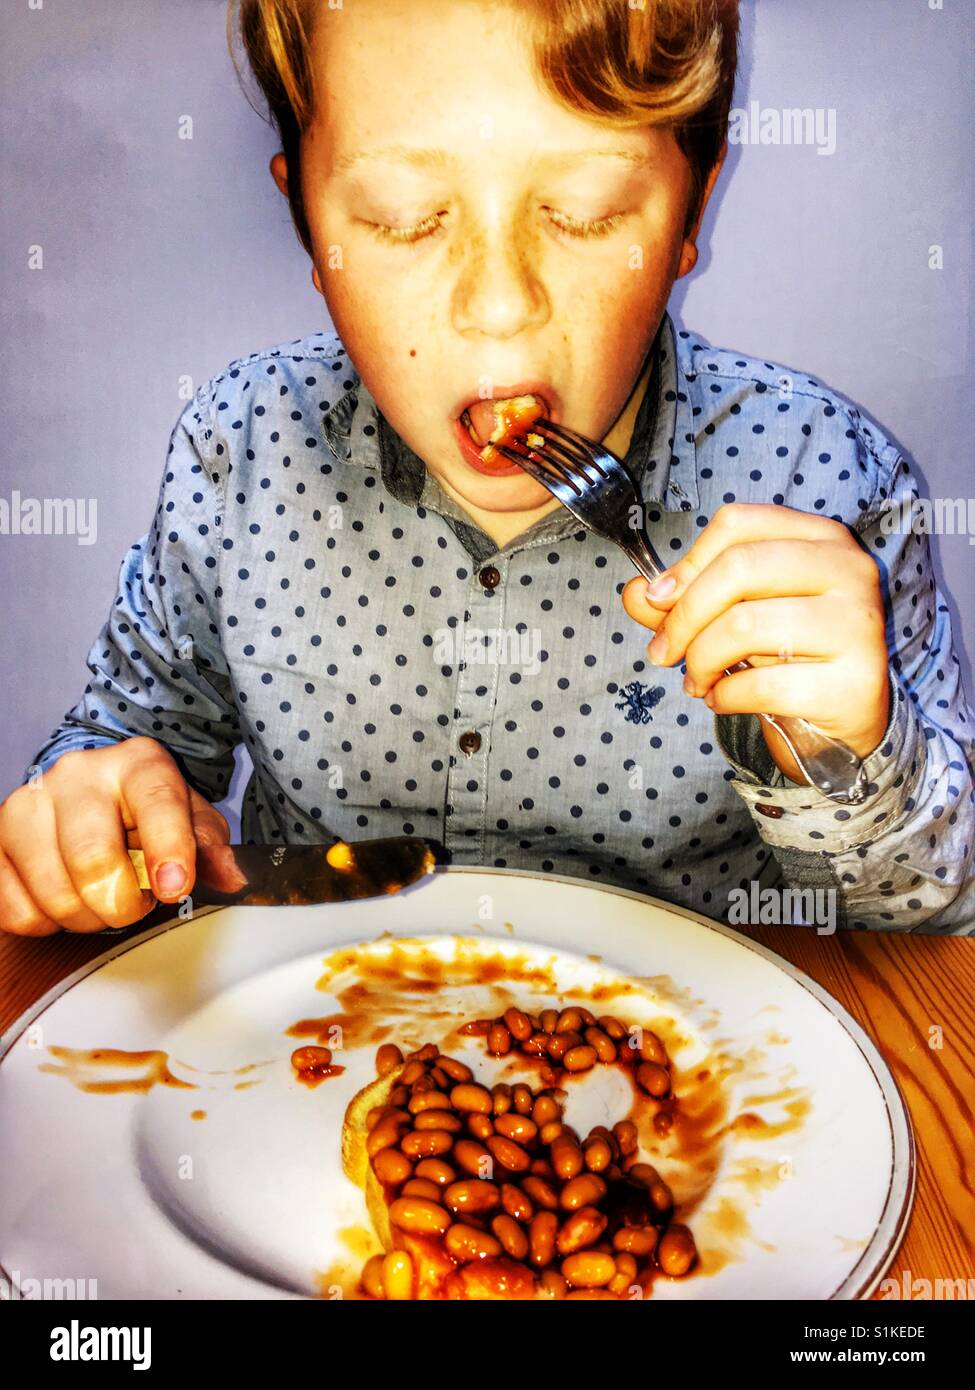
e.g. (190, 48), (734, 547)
(459, 395), (548, 468)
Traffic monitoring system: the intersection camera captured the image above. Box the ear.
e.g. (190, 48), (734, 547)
(675, 144), (726, 280)
(269, 152), (290, 199)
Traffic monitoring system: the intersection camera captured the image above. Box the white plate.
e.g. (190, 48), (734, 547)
(0, 868), (913, 1300)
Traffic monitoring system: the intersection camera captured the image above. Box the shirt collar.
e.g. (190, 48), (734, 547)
(320, 310), (700, 524)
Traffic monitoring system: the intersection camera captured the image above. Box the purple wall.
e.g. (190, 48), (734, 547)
(2, 0), (972, 832)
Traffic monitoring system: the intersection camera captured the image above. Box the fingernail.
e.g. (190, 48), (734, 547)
(645, 573), (677, 601)
(648, 632), (668, 664)
(155, 862), (186, 895)
(683, 674), (699, 697)
(704, 689), (716, 709)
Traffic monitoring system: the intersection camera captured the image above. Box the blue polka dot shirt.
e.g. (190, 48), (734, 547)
(27, 314), (974, 931)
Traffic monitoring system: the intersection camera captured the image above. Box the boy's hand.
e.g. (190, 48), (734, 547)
(0, 738), (230, 935)
(621, 503), (890, 785)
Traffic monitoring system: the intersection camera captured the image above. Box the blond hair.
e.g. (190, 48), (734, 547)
(228, 0), (739, 255)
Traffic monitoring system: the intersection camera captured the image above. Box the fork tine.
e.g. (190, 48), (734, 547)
(531, 421), (610, 485)
(493, 443), (584, 502)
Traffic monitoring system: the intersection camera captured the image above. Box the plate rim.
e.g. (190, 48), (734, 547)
(0, 866), (915, 1301)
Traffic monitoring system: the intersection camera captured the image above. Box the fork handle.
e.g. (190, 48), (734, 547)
(625, 543), (868, 805)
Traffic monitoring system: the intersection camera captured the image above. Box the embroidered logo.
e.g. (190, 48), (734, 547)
(615, 680), (666, 724)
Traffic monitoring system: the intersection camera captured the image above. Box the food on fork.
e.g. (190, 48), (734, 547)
(461, 395), (547, 467)
(342, 1005), (699, 1300)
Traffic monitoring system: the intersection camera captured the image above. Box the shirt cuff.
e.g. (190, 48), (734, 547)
(713, 670), (924, 853)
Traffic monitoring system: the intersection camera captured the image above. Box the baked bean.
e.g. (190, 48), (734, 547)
(612, 1120), (638, 1156)
(583, 1138), (612, 1173)
(598, 1015), (627, 1041)
(492, 1213), (530, 1260)
(453, 1139), (492, 1178)
(388, 1196), (451, 1238)
(556, 1007), (584, 1033)
(605, 1164), (623, 1183)
(414, 1109), (462, 1133)
(494, 1113), (538, 1144)
(540, 1009), (559, 1034)
(658, 1224), (697, 1276)
(561, 1252), (616, 1288)
(486, 1134), (531, 1173)
(361, 1253), (386, 1299)
(400, 1059), (426, 1086)
(365, 1106), (385, 1131)
(414, 1158), (455, 1187)
(522, 1175), (559, 1210)
(503, 1007), (532, 1041)
(529, 1210), (558, 1266)
(621, 1151), (645, 1174)
(450, 1082), (493, 1114)
(584, 1027), (617, 1064)
(411, 1075), (436, 1094)
(466, 1113), (494, 1141)
(530, 1157), (555, 1177)
(625, 1162), (660, 1187)
(556, 1207), (607, 1255)
(539, 1269), (567, 1299)
(400, 1129), (454, 1159)
(366, 1111), (410, 1158)
(388, 1084), (409, 1108)
(649, 1180), (674, 1213)
(532, 1094), (561, 1126)
(457, 1019), (492, 1036)
(444, 1179), (501, 1215)
(560, 1173), (607, 1211)
(539, 1121), (564, 1145)
(491, 1083), (512, 1116)
(609, 1253), (638, 1296)
(637, 1062), (670, 1098)
(436, 1055), (473, 1084)
(636, 1029), (668, 1066)
(564, 1288), (619, 1300)
(522, 1033), (550, 1056)
(411, 1043), (439, 1062)
(564, 1045), (598, 1073)
(612, 1225), (658, 1257)
(291, 1045), (332, 1071)
(511, 1084), (533, 1115)
(400, 1178), (442, 1202)
(501, 1183), (534, 1223)
(381, 1250), (414, 1300)
(487, 1023), (512, 1056)
(371, 1147), (413, 1187)
(429, 1065), (449, 1090)
(578, 1007), (596, 1027)
(375, 1043), (404, 1077)
(445, 1224), (502, 1263)
(550, 1136), (584, 1180)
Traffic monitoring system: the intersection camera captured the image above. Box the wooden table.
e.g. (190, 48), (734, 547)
(2, 912), (972, 1295)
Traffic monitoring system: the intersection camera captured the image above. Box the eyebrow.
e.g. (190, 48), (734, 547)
(333, 145), (650, 174)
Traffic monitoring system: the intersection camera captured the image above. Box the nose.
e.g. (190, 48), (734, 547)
(450, 216), (550, 341)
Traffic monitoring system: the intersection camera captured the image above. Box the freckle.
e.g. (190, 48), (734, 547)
(409, 349), (417, 357)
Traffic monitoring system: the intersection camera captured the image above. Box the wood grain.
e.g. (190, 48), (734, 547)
(1, 911), (972, 1295)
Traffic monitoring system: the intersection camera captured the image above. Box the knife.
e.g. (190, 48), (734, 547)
(126, 836), (439, 907)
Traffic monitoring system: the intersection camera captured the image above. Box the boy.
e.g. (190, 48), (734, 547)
(1, 0), (971, 933)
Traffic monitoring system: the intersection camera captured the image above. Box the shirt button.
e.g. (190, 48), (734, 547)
(478, 565), (501, 590)
(755, 803), (784, 819)
(459, 730), (482, 757)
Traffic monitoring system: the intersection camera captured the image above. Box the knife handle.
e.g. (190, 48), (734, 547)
(128, 849), (152, 891)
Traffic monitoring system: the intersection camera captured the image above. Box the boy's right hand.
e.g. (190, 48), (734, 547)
(0, 737), (230, 935)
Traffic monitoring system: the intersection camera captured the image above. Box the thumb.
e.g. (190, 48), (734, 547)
(188, 788), (231, 847)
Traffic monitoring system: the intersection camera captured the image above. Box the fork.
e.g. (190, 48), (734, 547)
(495, 420), (869, 805)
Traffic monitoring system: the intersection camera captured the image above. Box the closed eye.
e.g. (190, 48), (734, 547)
(364, 207), (627, 246)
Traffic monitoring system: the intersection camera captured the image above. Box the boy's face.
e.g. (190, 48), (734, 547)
(276, 0), (709, 522)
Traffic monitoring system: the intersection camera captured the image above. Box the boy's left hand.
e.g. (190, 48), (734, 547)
(620, 503), (891, 785)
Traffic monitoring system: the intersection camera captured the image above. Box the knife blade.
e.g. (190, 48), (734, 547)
(127, 836), (439, 907)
